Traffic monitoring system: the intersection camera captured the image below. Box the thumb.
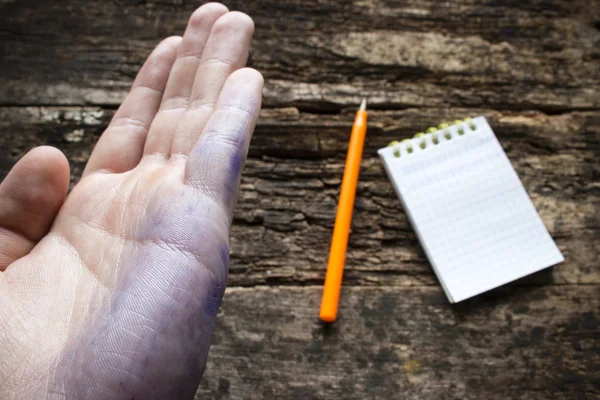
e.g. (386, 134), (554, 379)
(0, 146), (70, 270)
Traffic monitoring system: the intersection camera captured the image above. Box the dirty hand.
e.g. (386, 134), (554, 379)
(0, 3), (261, 398)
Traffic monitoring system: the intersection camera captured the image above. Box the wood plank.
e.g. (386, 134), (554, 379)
(197, 285), (600, 399)
(1, 107), (597, 287)
(1, 1), (599, 110)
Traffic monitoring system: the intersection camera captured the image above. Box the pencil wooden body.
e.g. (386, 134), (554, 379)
(320, 109), (368, 322)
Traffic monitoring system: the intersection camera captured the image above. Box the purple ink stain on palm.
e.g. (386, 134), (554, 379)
(53, 196), (230, 399)
(187, 128), (247, 210)
(225, 149), (244, 207)
(204, 282), (224, 317)
(204, 243), (229, 317)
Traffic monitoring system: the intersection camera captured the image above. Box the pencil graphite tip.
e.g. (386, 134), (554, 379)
(359, 98), (367, 111)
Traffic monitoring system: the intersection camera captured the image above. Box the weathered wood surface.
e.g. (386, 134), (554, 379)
(1, 0), (599, 399)
(200, 286), (599, 400)
(1, 1), (599, 111)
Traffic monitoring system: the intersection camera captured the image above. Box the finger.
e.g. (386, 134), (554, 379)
(185, 68), (263, 215)
(0, 147), (69, 270)
(171, 12), (255, 155)
(143, 3), (229, 156)
(83, 36), (182, 177)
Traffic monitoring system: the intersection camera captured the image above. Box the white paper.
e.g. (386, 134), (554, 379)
(378, 116), (564, 302)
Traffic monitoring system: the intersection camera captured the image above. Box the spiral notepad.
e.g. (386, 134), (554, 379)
(378, 116), (564, 303)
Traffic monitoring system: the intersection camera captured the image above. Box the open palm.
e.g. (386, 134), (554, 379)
(0, 4), (261, 399)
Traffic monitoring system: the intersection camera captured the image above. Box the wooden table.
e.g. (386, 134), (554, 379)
(1, 1), (598, 399)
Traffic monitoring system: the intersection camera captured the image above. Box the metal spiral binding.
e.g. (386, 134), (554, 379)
(387, 117), (478, 158)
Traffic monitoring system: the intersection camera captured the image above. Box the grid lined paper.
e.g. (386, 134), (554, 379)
(378, 116), (564, 302)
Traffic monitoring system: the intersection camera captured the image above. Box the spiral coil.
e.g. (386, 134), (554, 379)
(388, 117), (478, 158)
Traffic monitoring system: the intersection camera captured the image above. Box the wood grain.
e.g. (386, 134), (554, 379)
(1, 1), (599, 110)
(1, 0), (599, 398)
(199, 286), (600, 400)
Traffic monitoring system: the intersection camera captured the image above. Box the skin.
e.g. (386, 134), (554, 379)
(0, 3), (262, 399)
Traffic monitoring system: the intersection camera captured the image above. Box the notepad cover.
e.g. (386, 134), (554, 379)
(378, 116), (564, 302)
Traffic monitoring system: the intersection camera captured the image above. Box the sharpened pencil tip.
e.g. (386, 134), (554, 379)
(359, 98), (367, 111)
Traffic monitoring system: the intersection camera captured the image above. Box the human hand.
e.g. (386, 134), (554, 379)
(0, 3), (261, 398)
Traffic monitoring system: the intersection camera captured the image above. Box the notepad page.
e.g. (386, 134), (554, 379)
(378, 117), (564, 302)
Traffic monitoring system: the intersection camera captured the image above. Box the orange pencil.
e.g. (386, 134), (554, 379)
(320, 99), (368, 323)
